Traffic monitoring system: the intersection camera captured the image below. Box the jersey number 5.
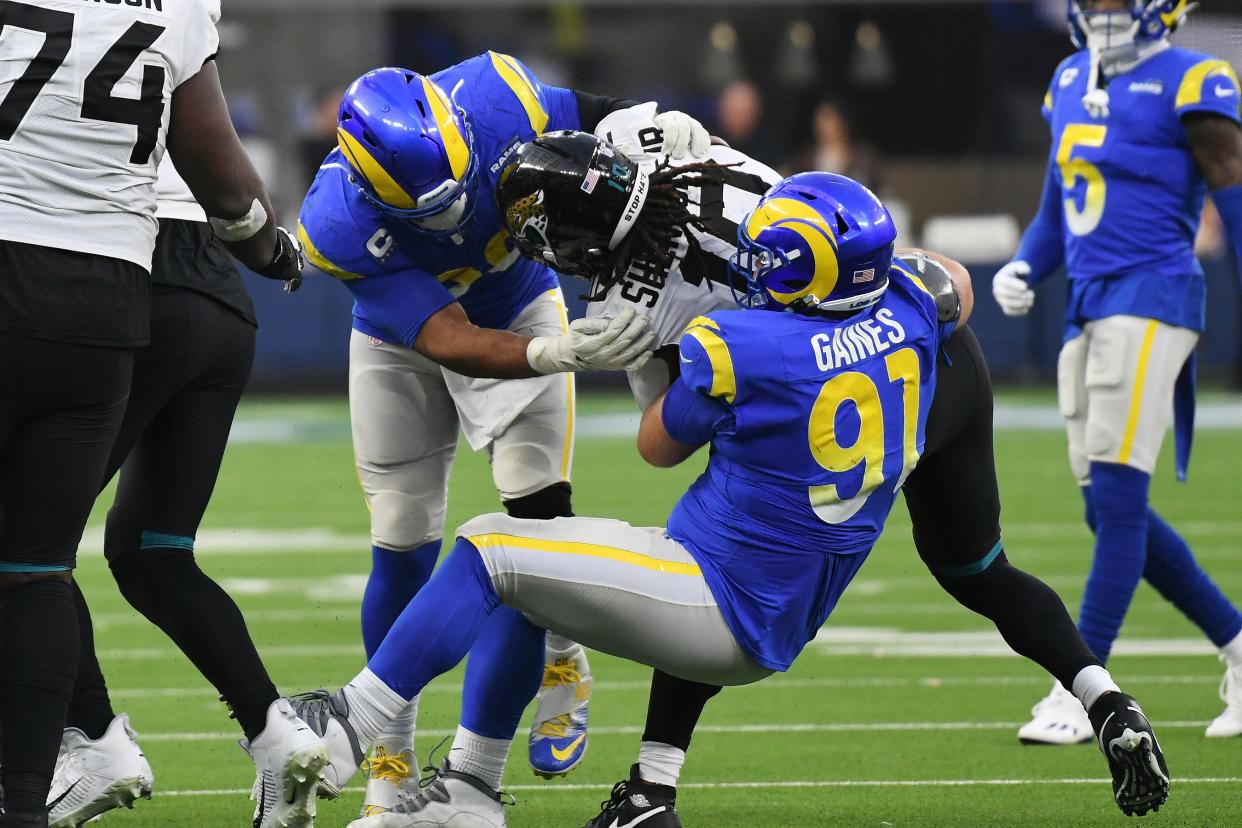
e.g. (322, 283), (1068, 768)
(806, 347), (922, 524)
(1057, 124), (1108, 237)
(0, 2), (167, 164)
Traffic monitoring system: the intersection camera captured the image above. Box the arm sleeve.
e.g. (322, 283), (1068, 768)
(1175, 59), (1242, 124)
(574, 91), (642, 133)
(1213, 183), (1242, 290)
(345, 274), (458, 348)
(1013, 161), (1066, 284)
(661, 373), (732, 446)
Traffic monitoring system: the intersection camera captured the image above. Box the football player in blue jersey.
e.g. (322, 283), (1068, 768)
(293, 153), (1169, 826)
(992, 0), (1242, 744)
(295, 55), (703, 813)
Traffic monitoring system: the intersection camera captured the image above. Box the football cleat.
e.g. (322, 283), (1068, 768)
(289, 689), (367, 798)
(47, 714), (153, 828)
(1017, 681), (1092, 745)
(1087, 692), (1170, 817)
(1205, 657), (1242, 738)
(582, 764), (681, 828)
(528, 643), (592, 778)
(360, 747), (420, 817)
(346, 760), (508, 828)
(241, 698), (330, 828)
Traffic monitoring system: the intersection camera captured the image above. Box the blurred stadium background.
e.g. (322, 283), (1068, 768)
(212, 0), (1242, 392)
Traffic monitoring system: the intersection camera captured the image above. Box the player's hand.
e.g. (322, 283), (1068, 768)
(255, 226), (305, 293)
(992, 260), (1035, 317)
(527, 308), (656, 374)
(654, 111), (710, 160)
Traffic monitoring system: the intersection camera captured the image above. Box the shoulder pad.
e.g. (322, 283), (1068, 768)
(678, 314), (738, 403)
(893, 253), (960, 324)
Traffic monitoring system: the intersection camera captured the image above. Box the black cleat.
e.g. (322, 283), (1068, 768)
(583, 764), (681, 828)
(1088, 692), (1170, 817)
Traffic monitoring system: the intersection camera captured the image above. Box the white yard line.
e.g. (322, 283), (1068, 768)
(137, 720), (1214, 743)
(107, 672), (1224, 700)
(156, 775), (1241, 797)
(813, 628), (1222, 657)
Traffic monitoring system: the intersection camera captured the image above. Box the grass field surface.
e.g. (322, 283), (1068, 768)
(74, 394), (1242, 827)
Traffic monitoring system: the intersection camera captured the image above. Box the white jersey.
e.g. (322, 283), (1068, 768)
(155, 153), (206, 222)
(589, 102), (781, 408)
(0, 0), (219, 270)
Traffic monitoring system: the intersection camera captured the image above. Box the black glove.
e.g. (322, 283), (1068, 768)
(255, 226), (305, 293)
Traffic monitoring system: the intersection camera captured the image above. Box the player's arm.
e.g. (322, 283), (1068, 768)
(166, 62), (299, 284)
(638, 389), (703, 467)
(897, 248), (973, 327)
(416, 302), (656, 379)
(639, 321), (736, 466)
(1185, 113), (1242, 285)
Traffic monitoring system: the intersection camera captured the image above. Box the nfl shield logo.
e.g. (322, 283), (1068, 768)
(853, 268), (876, 284)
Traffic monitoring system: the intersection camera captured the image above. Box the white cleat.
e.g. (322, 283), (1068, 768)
(242, 698), (330, 828)
(347, 763), (506, 828)
(1018, 681), (1093, 745)
(359, 747), (419, 818)
(47, 714), (154, 828)
(1205, 657), (1242, 737)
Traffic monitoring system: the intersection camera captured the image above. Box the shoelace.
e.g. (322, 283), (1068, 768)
(361, 748), (412, 783)
(594, 779), (630, 818)
(542, 660), (582, 690)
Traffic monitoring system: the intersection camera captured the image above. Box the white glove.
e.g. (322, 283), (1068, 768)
(653, 111), (710, 160)
(992, 260), (1036, 317)
(527, 307), (656, 374)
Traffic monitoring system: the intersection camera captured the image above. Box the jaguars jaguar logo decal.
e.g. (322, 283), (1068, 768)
(506, 188), (550, 252)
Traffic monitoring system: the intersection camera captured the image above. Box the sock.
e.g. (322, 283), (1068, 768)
(367, 539), (499, 700)
(1221, 631), (1242, 668)
(1071, 664), (1121, 712)
(109, 546), (279, 741)
(371, 695), (420, 757)
(362, 542), (439, 659)
(1142, 508), (1242, 649)
(0, 579), (79, 814)
(66, 579), (115, 740)
(641, 670), (723, 752)
(545, 632), (576, 654)
(638, 740), (686, 787)
(343, 667), (409, 750)
(461, 606), (546, 739)
(1077, 463), (1151, 662)
(448, 725), (510, 790)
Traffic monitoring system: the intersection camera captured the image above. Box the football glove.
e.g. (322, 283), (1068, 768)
(653, 111), (710, 160)
(527, 308), (656, 374)
(255, 226), (305, 293)
(992, 259), (1035, 317)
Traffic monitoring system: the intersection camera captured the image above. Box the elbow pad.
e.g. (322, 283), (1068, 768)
(897, 252), (960, 324)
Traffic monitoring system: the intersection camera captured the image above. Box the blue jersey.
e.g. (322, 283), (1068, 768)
(665, 263), (951, 672)
(1041, 47), (1240, 334)
(297, 52), (581, 346)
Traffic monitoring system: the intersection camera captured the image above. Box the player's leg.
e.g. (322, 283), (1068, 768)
(349, 329), (460, 813)
(479, 287), (593, 779)
(904, 327), (1168, 813)
(300, 514), (773, 825)
(1073, 315), (1242, 735)
(0, 330), (133, 826)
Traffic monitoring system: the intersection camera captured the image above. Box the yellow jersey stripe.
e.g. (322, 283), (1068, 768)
(489, 51), (550, 134)
(467, 533), (703, 576)
(1175, 59), (1241, 109)
(297, 222), (363, 281)
(892, 262), (933, 297)
(1118, 320), (1159, 464)
(420, 77), (471, 181)
(549, 289), (576, 482)
(337, 127), (418, 210)
(683, 325), (737, 404)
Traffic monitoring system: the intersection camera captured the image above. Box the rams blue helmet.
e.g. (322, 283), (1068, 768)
(1067, 0), (1191, 50)
(731, 172), (896, 315)
(336, 67), (480, 236)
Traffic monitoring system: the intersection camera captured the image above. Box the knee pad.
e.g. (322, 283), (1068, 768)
(369, 489), (446, 552)
(503, 482), (573, 520)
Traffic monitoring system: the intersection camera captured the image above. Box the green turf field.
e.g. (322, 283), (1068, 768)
(75, 394), (1242, 827)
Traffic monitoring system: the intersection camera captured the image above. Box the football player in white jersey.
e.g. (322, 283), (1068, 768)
(0, 2), (306, 827)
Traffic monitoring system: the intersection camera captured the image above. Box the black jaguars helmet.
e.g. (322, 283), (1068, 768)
(496, 131), (650, 278)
